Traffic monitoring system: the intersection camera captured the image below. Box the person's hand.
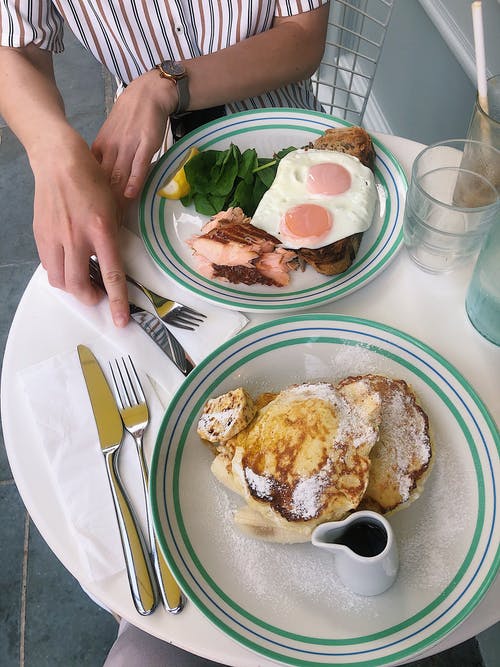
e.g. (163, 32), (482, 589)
(31, 135), (130, 327)
(91, 70), (177, 202)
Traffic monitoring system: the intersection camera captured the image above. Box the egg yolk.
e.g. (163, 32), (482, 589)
(307, 162), (352, 195)
(281, 204), (333, 241)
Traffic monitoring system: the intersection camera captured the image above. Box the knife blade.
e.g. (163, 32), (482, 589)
(88, 257), (194, 376)
(129, 304), (195, 376)
(77, 344), (158, 616)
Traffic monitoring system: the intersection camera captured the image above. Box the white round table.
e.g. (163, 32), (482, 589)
(1, 133), (498, 666)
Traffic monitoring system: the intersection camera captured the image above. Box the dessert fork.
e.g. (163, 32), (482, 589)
(110, 355), (184, 614)
(89, 256), (206, 330)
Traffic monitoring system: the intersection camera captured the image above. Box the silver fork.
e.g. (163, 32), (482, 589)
(89, 256), (206, 330)
(110, 356), (184, 614)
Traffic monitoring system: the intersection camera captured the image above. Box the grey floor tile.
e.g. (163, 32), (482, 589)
(0, 261), (38, 356)
(0, 261), (38, 481)
(53, 32), (107, 118)
(0, 483), (27, 667)
(406, 638), (484, 666)
(478, 621), (500, 667)
(0, 129), (37, 265)
(69, 110), (107, 147)
(0, 429), (13, 481)
(25, 521), (117, 667)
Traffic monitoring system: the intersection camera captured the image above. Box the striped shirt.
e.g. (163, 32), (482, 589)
(1, 1), (329, 112)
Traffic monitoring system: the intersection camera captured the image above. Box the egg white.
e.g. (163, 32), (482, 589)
(251, 149), (377, 249)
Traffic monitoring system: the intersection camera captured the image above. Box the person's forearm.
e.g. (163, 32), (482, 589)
(0, 44), (83, 164)
(182, 5), (329, 111)
(0, 43), (130, 327)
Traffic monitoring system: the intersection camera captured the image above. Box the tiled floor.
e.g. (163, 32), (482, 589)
(0, 31), (498, 667)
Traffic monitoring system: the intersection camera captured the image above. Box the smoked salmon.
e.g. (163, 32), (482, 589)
(187, 207), (298, 287)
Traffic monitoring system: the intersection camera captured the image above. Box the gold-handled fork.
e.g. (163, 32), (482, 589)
(89, 256), (206, 331)
(110, 355), (184, 614)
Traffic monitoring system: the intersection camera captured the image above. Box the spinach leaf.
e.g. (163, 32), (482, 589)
(184, 151), (218, 194)
(211, 144), (240, 196)
(229, 179), (256, 216)
(181, 143), (296, 217)
(238, 148), (259, 183)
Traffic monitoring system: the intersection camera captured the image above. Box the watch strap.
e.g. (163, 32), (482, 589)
(174, 76), (190, 115)
(156, 61), (190, 115)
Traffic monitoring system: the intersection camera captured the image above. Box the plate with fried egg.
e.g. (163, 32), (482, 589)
(150, 314), (499, 666)
(139, 109), (407, 312)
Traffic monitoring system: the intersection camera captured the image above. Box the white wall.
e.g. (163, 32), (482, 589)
(364, 0), (499, 145)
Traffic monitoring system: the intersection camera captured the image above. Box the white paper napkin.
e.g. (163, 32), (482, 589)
(18, 229), (249, 583)
(53, 226), (249, 370)
(19, 339), (164, 583)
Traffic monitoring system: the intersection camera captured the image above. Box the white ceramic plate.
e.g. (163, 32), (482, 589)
(139, 109), (407, 312)
(150, 314), (499, 667)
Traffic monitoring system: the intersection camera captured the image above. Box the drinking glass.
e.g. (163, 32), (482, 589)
(403, 139), (500, 273)
(466, 74), (500, 190)
(465, 218), (500, 346)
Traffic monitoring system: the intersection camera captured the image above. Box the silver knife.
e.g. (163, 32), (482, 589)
(129, 304), (195, 376)
(77, 344), (158, 615)
(88, 258), (194, 376)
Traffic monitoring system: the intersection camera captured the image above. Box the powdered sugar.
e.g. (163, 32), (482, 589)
(291, 469), (330, 520)
(198, 409), (239, 435)
(244, 467), (272, 499)
(206, 476), (381, 624)
(376, 383), (431, 502)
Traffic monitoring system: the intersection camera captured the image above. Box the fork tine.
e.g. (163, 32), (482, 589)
(175, 313), (205, 325)
(166, 310), (205, 329)
(167, 323), (195, 332)
(166, 319), (196, 331)
(109, 361), (126, 410)
(112, 356), (147, 411)
(125, 356), (146, 405)
(178, 305), (206, 319)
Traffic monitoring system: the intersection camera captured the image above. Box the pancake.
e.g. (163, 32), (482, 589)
(336, 375), (433, 514)
(209, 381), (382, 543)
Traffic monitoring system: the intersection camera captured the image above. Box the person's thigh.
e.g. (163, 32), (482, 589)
(103, 620), (225, 667)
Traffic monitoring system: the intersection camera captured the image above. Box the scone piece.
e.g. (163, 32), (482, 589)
(197, 387), (256, 443)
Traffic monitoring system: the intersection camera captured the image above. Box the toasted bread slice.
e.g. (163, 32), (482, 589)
(297, 232), (362, 276)
(312, 126), (376, 170)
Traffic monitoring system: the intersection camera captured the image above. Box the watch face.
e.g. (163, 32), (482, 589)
(162, 61), (185, 77)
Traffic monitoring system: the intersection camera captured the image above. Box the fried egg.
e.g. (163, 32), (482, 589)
(251, 149), (377, 250)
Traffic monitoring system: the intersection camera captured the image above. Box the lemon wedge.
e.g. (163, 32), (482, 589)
(158, 146), (199, 199)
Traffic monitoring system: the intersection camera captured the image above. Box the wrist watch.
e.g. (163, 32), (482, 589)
(156, 60), (190, 115)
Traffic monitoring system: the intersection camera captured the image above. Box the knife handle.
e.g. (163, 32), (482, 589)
(152, 534), (184, 613)
(104, 450), (158, 615)
(135, 445), (184, 613)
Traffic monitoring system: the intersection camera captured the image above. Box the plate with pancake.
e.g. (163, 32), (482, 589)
(139, 109), (407, 312)
(150, 314), (499, 667)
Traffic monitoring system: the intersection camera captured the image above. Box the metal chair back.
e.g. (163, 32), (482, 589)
(311, 0), (395, 125)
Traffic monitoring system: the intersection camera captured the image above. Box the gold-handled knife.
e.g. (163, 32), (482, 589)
(77, 344), (158, 616)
